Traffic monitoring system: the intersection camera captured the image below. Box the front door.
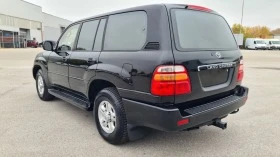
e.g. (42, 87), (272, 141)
(48, 24), (80, 88)
(68, 19), (105, 95)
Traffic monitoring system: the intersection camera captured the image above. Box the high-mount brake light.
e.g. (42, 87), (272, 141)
(187, 5), (212, 12)
(151, 65), (191, 96)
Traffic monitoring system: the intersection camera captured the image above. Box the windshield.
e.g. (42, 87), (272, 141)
(272, 41), (280, 44)
(171, 9), (237, 51)
(256, 40), (265, 44)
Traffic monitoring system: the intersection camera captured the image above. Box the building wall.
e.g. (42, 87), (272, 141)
(30, 29), (42, 42)
(43, 13), (71, 41)
(273, 35), (280, 40)
(0, 0), (72, 47)
(0, 13), (43, 42)
(0, 25), (19, 32)
(234, 34), (244, 46)
(44, 26), (61, 41)
(0, 0), (42, 23)
(0, 0), (43, 46)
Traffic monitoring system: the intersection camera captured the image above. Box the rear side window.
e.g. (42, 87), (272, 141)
(104, 11), (147, 51)
(94, 19), (106, 52)
(76, 20), (99, 51)
(171, 9), (237, 51)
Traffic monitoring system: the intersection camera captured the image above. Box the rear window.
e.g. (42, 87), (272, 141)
(171, 9), (237, 51)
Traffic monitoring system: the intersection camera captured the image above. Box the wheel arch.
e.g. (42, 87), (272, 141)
(32, 64), (42, 79)
(88, 79), (118, 109)
(33, 61), (51, 87)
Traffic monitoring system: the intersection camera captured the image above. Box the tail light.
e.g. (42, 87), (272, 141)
(151, 65), (191, 96)
(237, 59), (244, 82)
(177, 119), (190, 126)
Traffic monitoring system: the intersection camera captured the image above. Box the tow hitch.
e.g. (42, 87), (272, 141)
(231, 109), (239, 114)
(213, 119), (227, 130)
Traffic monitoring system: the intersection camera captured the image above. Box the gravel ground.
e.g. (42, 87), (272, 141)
(0, 48), (280, 157)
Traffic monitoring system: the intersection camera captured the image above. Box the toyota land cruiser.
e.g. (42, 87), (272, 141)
(33, 4), (249, 145)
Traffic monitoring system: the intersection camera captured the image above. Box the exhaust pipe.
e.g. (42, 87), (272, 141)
(213, 119), (227, 130)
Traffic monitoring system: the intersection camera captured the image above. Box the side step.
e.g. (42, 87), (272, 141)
(48, 89), (90, 110)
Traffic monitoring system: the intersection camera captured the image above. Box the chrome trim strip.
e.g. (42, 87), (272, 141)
(117, 88), (152, 95)
(197, 62), (237, 71)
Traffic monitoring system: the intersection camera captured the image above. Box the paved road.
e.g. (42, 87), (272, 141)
(0, 48), (280, 157)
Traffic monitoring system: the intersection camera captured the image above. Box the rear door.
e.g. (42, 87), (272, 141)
(68, 19), (101, 95)
(170, 7), (242, 104)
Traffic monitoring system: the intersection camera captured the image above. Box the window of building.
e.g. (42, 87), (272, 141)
(76, 20), (99, 51)
(57, 24), (80, 52)
(104, 11), (147, 51)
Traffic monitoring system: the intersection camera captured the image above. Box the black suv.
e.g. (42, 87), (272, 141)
(33, 4), (248, 144)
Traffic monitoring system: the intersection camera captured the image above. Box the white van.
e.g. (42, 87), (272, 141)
(264, 39), (280, 50)
(245, 38), (267, 50)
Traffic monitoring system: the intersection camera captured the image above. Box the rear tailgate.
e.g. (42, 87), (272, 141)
(173, 50), (241, 104)
(168, 5), (243, 104)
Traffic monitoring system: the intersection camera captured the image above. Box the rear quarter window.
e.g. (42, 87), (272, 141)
(171, 9), (237, 51)
(104, 11), (147, 51)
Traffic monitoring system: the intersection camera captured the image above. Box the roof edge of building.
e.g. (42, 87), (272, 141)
(21, 0), (42, 8)
(43, 12), (72, 23)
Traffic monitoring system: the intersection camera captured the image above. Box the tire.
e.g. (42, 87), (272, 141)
(36, 69), (54, 101)
(94, 87), (128, 145)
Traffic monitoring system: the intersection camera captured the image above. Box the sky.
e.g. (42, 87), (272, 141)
(24, 0), (280, 29)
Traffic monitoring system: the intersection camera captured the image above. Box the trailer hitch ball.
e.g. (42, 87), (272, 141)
(213, 119), (227, 130)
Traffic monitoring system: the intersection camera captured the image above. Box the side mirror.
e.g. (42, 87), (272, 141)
(254, 41), (256, 44)
(43, 40), (56, 51)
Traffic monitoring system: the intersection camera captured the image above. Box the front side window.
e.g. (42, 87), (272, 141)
(76, 20), (99, 51)
(255, 40), (265, 44)
(57, 24), (80, 52)
(172, 9), (237, 51)
(104, 11), (147, 51)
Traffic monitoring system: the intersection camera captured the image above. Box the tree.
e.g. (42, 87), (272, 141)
(232, 24), (245, 34)
(231, 24), (272, 46)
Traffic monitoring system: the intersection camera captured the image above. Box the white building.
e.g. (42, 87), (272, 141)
(273, 34), (280, 40)
(233, 34), (244, 46)
(0, 0), (72, 48)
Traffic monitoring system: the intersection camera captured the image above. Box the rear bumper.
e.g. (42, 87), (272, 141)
(123, 86), (248, 132)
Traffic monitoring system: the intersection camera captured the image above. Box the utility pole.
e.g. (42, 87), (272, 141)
(240, 0), (245, 34)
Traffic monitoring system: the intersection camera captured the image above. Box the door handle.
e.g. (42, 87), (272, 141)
(87, 58), (96, 63)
